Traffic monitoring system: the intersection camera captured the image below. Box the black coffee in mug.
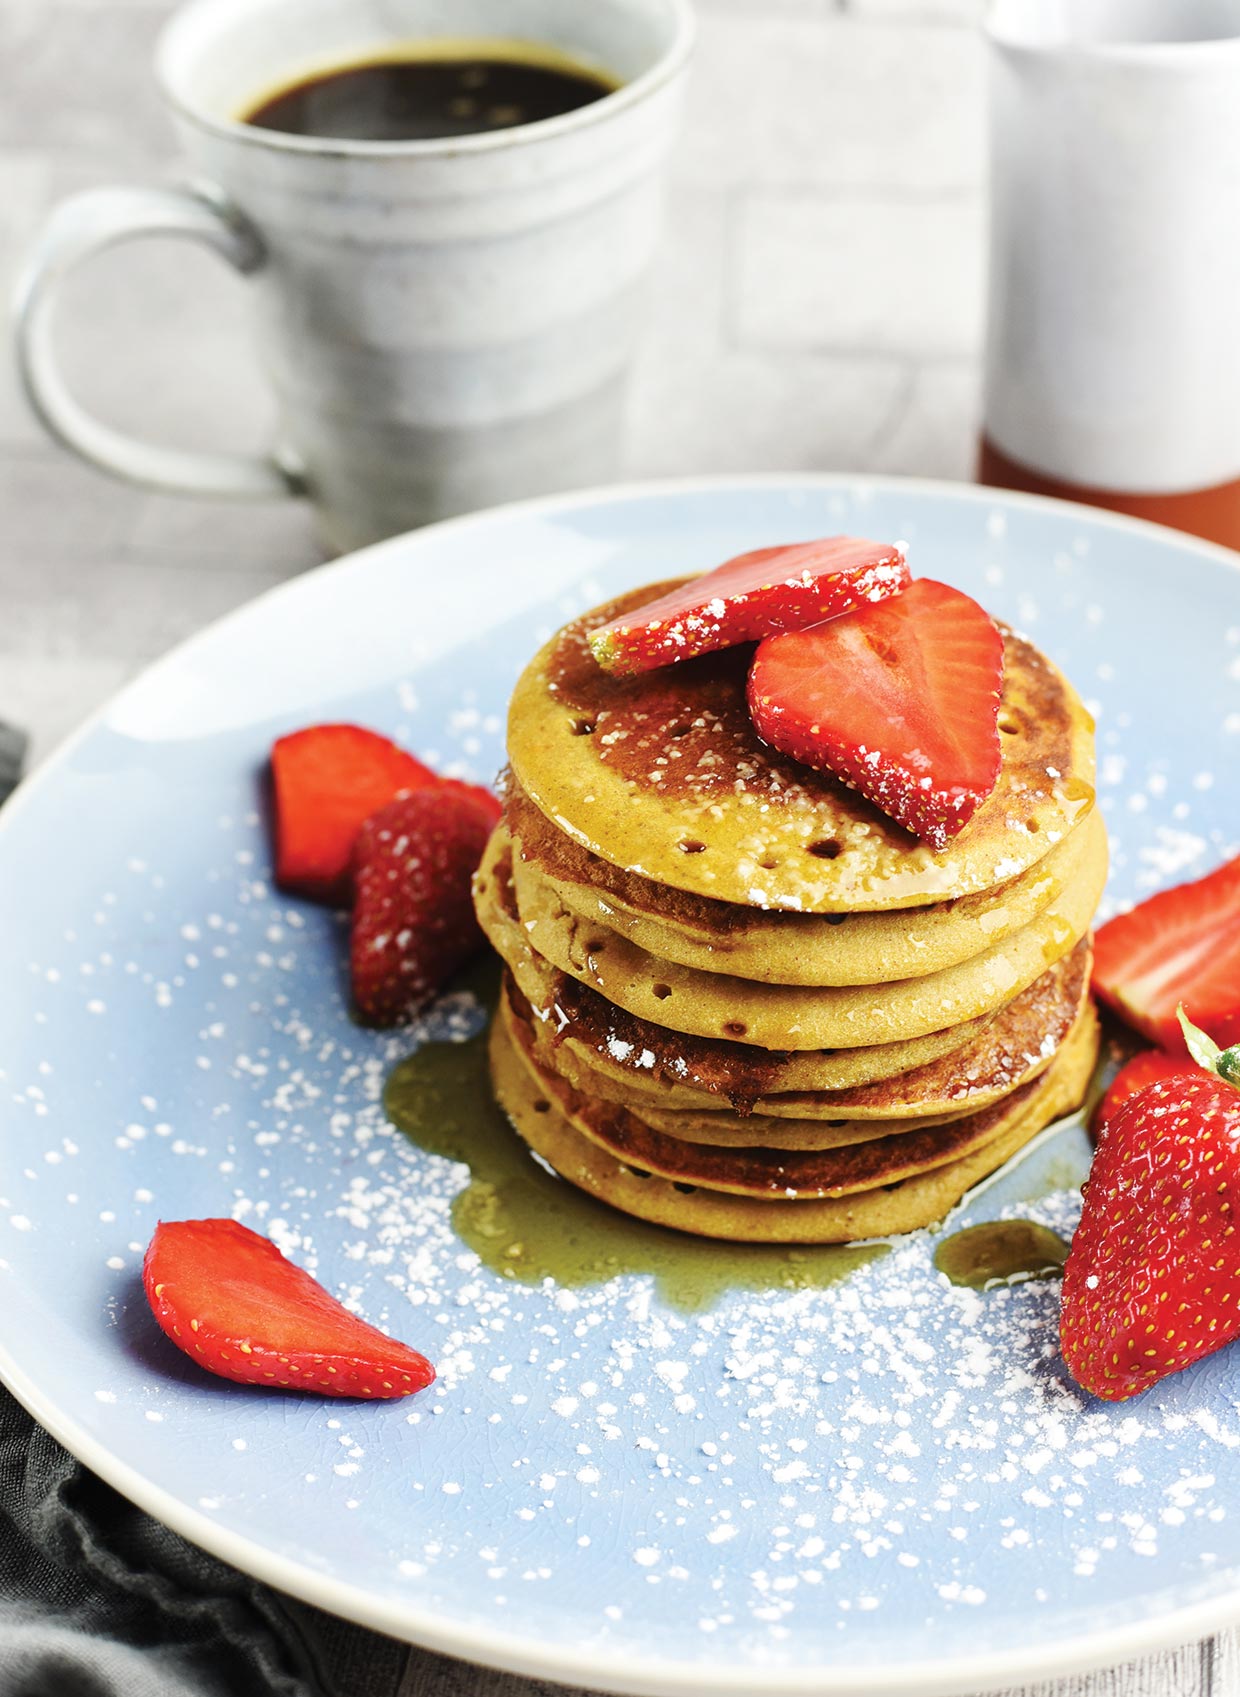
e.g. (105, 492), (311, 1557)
(242, 40), (618, 141)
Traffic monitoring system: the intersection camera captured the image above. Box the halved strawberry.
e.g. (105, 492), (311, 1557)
(1061, 1013), (1240, 1401)
(747, 578), (1004, 850)
(351, 786), (496, 1027)
(588, 537), (910, 676)
(1090, 1048), (1193, 1140)
(1092, 853), (1240, 1052)
(143, 1218), (434, 1399)
(271, 724), (438, 905)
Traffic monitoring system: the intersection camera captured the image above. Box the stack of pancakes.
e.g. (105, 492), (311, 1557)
(474, 581), (1106, 1244)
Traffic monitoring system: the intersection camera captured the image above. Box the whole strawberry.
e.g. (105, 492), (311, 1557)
(1061, 1012), (1240, 1401)
(351, 786), (498, 1026)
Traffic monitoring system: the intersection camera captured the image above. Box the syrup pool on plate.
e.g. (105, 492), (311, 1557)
(933, 1219), (1070, 1291)
(383, 969), (888, 1312)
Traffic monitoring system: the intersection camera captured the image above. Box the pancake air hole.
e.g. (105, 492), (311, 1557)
(723, 1020), (748, 1038)
(669, 723), (692, 739)
(532, 1099), (551, 1114)
(628, 1166), (652, 1180)
(1025, 818), (1040, 833)
(827, 1119), (849, 1128)
(999, 715), (1019, 735)
(569, 718), (596, 736)
(759, 857), (779, 871)
(809, 838), (843, 860)
(826, 914), (847, 927)
(672, 1182), (698, 1195)
(652, 983), (672, 1000)
(678, 838), (707, 855)
(586, 939), (606, 953)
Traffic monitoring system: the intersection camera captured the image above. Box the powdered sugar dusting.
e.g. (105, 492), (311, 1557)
(9, 835), (1236, 1662)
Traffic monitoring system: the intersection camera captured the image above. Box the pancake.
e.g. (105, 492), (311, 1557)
(497, 819), (1107, 1050)
(503, 990), (1098, 1199)
(474, 842), (1004, 1096)
(509, 781), (1104, 987)
(489, 1003), (1099, 1244)
(614, 1087), (1020, 1153)
(511, 984), (959, 1150)
(507, 580), (1097, 913)
(555, 938), (1091, 1124)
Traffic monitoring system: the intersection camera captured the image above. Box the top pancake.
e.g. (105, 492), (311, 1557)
(507, 580), (1097, 913)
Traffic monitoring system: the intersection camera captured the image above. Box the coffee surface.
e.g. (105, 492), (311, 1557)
(243, 46), (616, 141)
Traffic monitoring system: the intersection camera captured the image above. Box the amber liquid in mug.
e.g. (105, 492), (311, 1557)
(241, 41), (619, 142)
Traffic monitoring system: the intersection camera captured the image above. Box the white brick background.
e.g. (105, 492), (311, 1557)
(0, 4), (1232, 1693)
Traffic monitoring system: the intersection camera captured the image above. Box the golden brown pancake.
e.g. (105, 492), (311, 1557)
(509, 780), (1104, 987)
(507, 580), (1097, 912)
(493, 819), (1106, 1050)
(511, 984), (952, 1150)
(473, 840), (1003, 1096)
(552, 938), (1091, 1124)
(489, 1002), (1099, 1243)
(503, 989), (1097, 1198)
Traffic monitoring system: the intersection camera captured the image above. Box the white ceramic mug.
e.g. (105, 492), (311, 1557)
(981, 0), (1240, 547)
(13, 0), (693, 553)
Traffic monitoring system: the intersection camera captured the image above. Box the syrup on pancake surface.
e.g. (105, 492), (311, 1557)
(506, 580), (1096, 912)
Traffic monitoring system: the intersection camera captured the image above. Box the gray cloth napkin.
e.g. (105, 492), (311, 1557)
(0, 721), (27, 806)
(0, 1383), (410, 1697)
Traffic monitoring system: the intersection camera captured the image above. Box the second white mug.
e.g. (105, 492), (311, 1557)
(14, 0), (694, 552)
(982, 0), (1240, 546)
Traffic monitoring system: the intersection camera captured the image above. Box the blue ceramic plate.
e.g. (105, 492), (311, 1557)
(2, 477), (1238, 1696)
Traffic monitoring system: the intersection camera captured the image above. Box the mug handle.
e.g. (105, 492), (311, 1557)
(12, 182), (304, 500)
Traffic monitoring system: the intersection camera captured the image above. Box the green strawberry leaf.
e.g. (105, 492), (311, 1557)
(1177, 1005), (1240, 1091)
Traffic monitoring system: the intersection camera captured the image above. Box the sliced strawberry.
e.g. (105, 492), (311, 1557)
(747, 578), (1004, 851)
(351, 787), (496, 1027)
(271, 724), (439, 905)
(143, 1218), (434, 1398)
(1092, 853), (1240, 1052)
(1090, 1048), (1193, 1140)
(588, 537), (910, 675)
(1061, 1060), (1240, 1401)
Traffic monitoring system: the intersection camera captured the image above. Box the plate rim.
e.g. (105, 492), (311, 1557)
(4, 470), (1240, 1697)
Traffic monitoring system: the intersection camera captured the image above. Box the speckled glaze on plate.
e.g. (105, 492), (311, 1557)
(0, 476), (1238, 1697)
